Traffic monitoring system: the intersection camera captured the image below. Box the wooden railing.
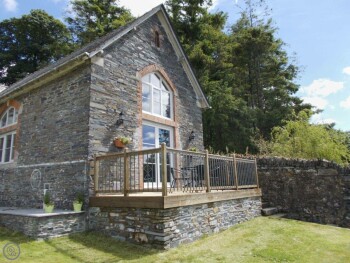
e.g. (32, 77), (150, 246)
(93, 144), (259, 196)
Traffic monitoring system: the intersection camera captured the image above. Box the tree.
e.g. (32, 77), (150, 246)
(0, 10), (73, 85)
(66, 0), (133, 46)
(268, 110), (350, 165)
(228, 0), (311, 140)
(166, 0), (310, 153)
(166, 0), (251, 151)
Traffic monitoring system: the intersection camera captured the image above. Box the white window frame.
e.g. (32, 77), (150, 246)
(142, 121), (174, 149)
(142, 73), (173, 119)
(0, 107), (18, 128)
(142, 121), (174, 188)
(0, 131), (16, 163)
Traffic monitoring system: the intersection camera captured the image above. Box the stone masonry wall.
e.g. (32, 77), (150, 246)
(88, 14), (204, 157)
(0, 65), (91, 209)
(0, 212), (86, 239)
(257, 158), (350, 227)
(0, 162), (89, 210)
(88, 196), (261, 249)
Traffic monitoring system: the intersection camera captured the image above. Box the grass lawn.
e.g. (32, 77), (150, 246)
(0, 216), (349, 262)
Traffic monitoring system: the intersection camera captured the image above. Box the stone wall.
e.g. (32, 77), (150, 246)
(17, 66), (91, 165)
(257, 158), (350, 227)
(0, 212), (86, 239)
(0, 65), (91, 209)
(0, 12), (205, 210)
(88, 196), (261, 249)
(0, 162), (89, 210)
(88, 14), (204, 157)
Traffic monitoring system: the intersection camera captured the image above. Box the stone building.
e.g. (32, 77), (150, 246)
(0, 5), (209, 209)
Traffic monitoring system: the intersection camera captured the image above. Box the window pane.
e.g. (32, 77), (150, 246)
(1, 112), (7, 127)
(142, 84), (151, 112)
(159, 129), (170, 146)
(161, 82), (168, 91)
(14, 110), (18, 123)
(142, 74), (150, 84)
(151, 74), (160, 88)
(11, 133), (15, 160)
(142, 125), (156, 147)
(0, 137), (3, 162)
(153, 89), (161, 115)
(161, 92), (171, 118)
(4, 134), (12, 162)
(8, 108), (14, 125)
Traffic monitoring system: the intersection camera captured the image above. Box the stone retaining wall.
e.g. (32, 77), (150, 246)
(0, 212), (86, 239)
(257, 158), (350, 227)
(88, 196), (261, 249)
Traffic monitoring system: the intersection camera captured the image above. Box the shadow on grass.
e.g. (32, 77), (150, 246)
(1, 227), (162, 263)
(0, 226), (34, 245)
(43, 230), (161, 262)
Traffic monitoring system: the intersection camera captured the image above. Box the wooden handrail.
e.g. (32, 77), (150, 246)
(93, 146), (258, 195)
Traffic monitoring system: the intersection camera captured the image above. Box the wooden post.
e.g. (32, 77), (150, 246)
(161, 143), (168, 197)
(226, 159), (230, 189)
(204, 150), (211, 192)
(233, 154), (239, 190)
(124, 149), (130, 197)
(254, 158), (259, 188)
(94, 156), (99, 194)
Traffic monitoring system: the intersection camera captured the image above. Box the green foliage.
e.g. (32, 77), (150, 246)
(66, 0), (134, 46)
(167, 0), (311, 153)
(115, 137), (131, 145)
(188, 147), (198, 152)
(228, 0), (311, 140)
(0, 10), (73, 85)
(267, 110), (350, 165)
(1, 217), (350, 262)
(43, 191), (53, 206)
(75, 192), (84, 204)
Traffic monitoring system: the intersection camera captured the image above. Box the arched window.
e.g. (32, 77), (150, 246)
(0, 106), (18, 163)
(142, 73), (172, 119)
(0, 107), (18, 128)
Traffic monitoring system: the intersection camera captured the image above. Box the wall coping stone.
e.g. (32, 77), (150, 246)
(257, 157), (350, 175)
(0, 207), (85, 218)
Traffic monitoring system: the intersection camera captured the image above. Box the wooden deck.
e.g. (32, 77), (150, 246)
(91, 146), (261, 209)
(90, 188), (261, 209)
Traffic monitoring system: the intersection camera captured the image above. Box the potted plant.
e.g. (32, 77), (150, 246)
(73, 192), (84, 212)
(113, 137), (131, 148)
(43, 192), (54, 213)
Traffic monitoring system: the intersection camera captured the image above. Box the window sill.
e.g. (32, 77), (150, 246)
(0, 161), (16, 169)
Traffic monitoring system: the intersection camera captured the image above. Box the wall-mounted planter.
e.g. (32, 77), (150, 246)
(113, 137), (130, 148)
(114, 139), (126, 148)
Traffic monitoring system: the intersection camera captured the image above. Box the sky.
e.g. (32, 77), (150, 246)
(1, 0), (350, 131)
